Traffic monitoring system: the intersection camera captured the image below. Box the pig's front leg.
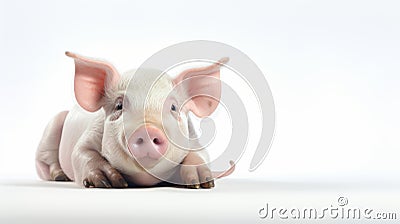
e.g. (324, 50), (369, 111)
(72, 127), (128, 188)
(180, 152), (214, 189)
(72, 149), (128, 188)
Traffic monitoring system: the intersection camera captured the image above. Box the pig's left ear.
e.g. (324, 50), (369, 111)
(173, 58), (229, 117)
(66, 51), (120, 112)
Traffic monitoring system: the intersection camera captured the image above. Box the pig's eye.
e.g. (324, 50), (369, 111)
(115, 98), (123, 111)
(109, 97), (123, 121)
(170, 104), (177, 112)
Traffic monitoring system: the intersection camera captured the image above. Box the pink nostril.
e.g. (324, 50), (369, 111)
(136, 138), (144, 144)
(153, 138), (161, 145)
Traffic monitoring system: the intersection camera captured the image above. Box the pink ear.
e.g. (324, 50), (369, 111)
(65, 51), (120, 112)
(174, 58), (229, 117)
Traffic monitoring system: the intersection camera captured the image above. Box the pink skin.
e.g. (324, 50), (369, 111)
(35, 52), (235, 188)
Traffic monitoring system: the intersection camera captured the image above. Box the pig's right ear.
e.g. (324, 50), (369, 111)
(66, 52), (120, 112)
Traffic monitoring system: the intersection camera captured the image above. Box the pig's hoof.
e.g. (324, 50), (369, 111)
(82, 167), (128, 188)
(51, 170), (71, 181)
(187, 179), (201, 189)
(54, 173), (71, 181)
(181, 164), (215, 189)
(200, 177), (215, 189)
(185, 177), (215, 189)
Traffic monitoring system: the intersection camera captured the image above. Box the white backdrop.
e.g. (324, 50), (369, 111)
(1, 0), (400, 181)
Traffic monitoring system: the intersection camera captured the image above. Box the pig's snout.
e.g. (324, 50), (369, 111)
(128, 125), (168, 165)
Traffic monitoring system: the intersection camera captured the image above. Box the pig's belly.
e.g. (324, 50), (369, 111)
(59, 106), (103, 180)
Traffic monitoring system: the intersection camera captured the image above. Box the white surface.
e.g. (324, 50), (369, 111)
(1, 178), (399, 223)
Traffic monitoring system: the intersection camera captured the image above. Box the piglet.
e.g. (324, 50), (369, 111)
(35, 52), (234, 188)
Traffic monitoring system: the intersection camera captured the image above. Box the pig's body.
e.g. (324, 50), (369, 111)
(58, 105), (93, 180)
(36, 52), (233, 188)
(58, 107), (111, 181)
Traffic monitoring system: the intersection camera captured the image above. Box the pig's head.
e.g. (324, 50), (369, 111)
(66, 52), (228, 186)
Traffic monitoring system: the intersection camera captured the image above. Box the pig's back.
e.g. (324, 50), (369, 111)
(59, 105), (104, 180)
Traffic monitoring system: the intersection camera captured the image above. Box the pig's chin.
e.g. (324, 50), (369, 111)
(135, 157), (160, 169)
